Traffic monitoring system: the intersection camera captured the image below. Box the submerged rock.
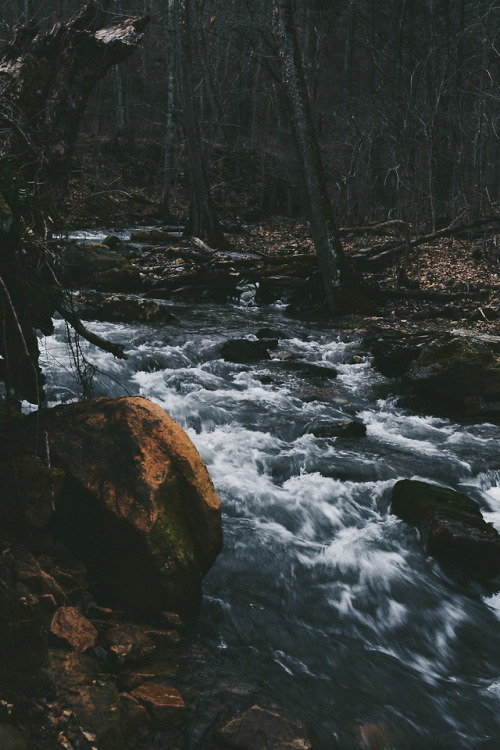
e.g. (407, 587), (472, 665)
(213, 704), (311, 750)
(131, 682), (187, 727)
(307, 419), (366, 438)
(281, 359), (338, 380)
(8, 396), (222, 619)
(353, 722), (408, 749)
(392, 479), (500, 580)
(220, 338), (271, 363)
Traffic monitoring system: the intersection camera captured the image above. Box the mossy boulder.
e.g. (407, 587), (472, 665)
(7, 397), (222, 619)
(404, 334), (500, 416)
(392, 479), (500, 580)
(79, 295), (179, 324)
(58, 242), (141, 291)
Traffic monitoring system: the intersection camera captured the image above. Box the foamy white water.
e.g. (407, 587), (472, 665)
(36, 301), (500, 749)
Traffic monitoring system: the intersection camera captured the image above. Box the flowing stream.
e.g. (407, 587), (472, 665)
(35, 293), (500, 749)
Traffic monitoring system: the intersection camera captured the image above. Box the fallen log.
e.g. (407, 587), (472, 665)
(357, 215), (500, 266)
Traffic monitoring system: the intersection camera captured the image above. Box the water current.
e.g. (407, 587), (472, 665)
(35, 293), (500, 749)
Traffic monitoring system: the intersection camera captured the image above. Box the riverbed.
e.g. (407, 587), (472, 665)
(36, 296), (500, 749)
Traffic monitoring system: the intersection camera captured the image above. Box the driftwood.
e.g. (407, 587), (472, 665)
(370, 287), (488, 303)
(357, 215), (500, 266)
(339, 219), (407, 236)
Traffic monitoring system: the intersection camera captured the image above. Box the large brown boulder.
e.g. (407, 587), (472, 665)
(8, 397), (222, 619)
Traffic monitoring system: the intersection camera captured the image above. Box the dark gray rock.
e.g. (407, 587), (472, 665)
(404, 333), (500, 418)
(80, 295), (179, 324)
(220, 339), (271, 363)
(213, 704), (311, 750)
(392, 479), (500, 580)
(307, 419), (367, 438)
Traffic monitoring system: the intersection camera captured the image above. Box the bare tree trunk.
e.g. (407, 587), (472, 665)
(0, 1), (148, 402)
(271, 0), (360, 314)
(177, 0), (226, 248)
(111, 0), (127, 143)
(160, 0), (178, 220)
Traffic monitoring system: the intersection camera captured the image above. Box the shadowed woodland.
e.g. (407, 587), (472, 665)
(0, 0), (499, 397)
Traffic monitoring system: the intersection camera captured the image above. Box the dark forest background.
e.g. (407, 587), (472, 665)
(1, 0), (498, 230)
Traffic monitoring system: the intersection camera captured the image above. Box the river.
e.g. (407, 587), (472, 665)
(36, 293), (500, 749)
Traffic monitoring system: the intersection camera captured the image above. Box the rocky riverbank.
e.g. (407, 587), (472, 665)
(0, 396), (317, 750)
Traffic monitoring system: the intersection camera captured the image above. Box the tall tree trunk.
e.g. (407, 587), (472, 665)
(160, 0), (178, 220)
(0, 1), (148, 402)
(177, 0), (226, 248)
(271, 0), (359, 314)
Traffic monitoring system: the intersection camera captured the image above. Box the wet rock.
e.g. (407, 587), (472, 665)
(256, 327), (285, 340)
(131, 682), (187, 727)
(0, 723), (28, 750)
(160, 610), (184, 630)
(0, 545), (47, 670)
(365, 330), (426, 378)
(213, 705), (311, 750)
(58, 242), (141, 291)
(220, 338), (271, 363)
(353, 722), (408, 749)
(392, 479), (500, 580)
(46, 649), (128, 750)
(307, 419), (367, 438)
(119, 692), (152, 740)
(97, 266), (143, 292)
(49, 606), (97, 653)
(104, 622), (157, 664)
(37, 549), (89, 604)
(283, 360), (338, 379)
(102, 234), (123, 250)
(79, 294), (179, 324)
(144, 626), (182, 647)
(10, 546), (66, 605)
(130, 229), (177, 243)
(9, 396), (222, 619)
(404, 333), (500, 417)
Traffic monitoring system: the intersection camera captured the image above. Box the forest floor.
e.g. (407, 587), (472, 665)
(63, 135), (500, 338)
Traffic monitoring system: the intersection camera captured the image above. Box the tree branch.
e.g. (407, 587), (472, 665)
(56, 304), (127, 360)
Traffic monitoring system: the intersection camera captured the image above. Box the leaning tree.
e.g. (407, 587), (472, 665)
(0, 1), (149, 404)
(271, 0), (365, 314)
